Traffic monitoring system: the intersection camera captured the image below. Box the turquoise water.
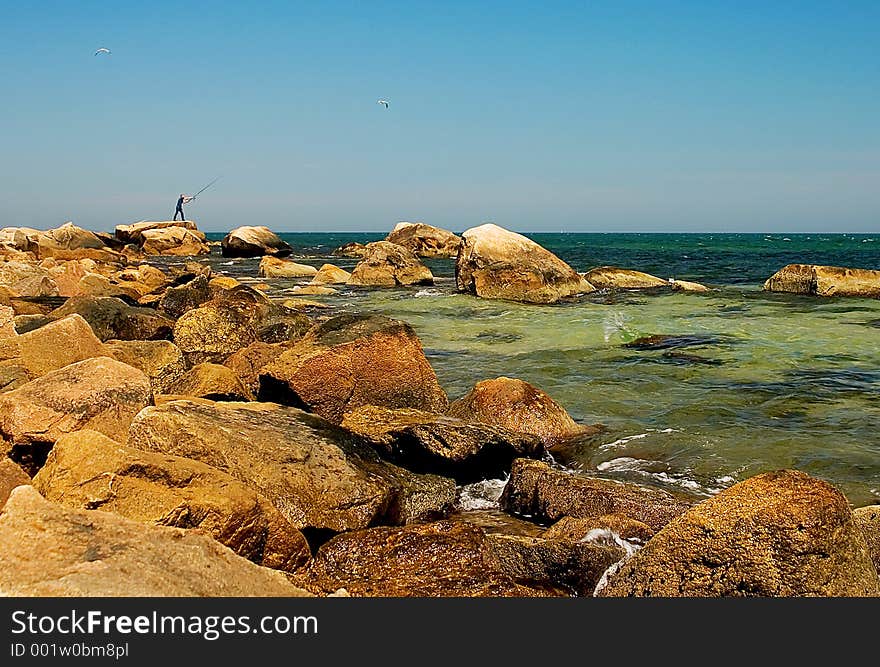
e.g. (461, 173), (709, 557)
(201, 233), (880, 505)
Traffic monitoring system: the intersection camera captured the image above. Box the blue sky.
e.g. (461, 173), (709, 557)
(0, 1), (877, 232)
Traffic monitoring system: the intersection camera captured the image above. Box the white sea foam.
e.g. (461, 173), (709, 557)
(599, 428), (678, 450)
(583, 528), (643, 596)
(456, 478), (507, 511)
(414, 288), (443, 298)
(596, 455), (720, 494)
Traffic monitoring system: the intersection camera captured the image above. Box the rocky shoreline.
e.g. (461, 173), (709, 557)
(1, 219), (879, 597)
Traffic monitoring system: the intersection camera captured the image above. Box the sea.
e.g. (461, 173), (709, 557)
(195, 232), (880, 506)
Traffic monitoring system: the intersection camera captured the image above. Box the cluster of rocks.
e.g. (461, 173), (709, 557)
(115, 219), (210, 256)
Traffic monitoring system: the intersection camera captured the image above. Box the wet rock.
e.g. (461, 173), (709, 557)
(582, 266), (668, 290)
(33, 430), (310, 571)
(599, 470), (880, 597)
(105, 339), (187, 395)
(221, 226), (293, 258)
(499, 459), (691, 532)
(454, 509), (547, 537)
(115, 220), (200, 245)
(347, 241), (434, 287)
(0, 458), (29, 509)
(292, 285), (338, 296)
(167, 363), (254, 401)
(456, 223), (593, 303)
(141, 227), (210, 256)
(542, 514), (655, 544)
(258, 256), (318, 278)
(764, 264), (880, 298)
(49, 296), (173, 341)
(447, 376), (595, 448)
(332, 242), (368, 258)
(127, 400), (455, 532)
(341, 405), (543, 480)
(208, 275), (240, 292)
(488, 533), (624, 596)
(282, 298), (331, 311)
(0, 357), (152, 459)
(0, 314), (106, 379)
(660, 351), (724, 366)
(0, 486), (311, 596)
(223, 341), (288, 396)
(385, 222), (462, 258)
(670, 278), (711, 293)
(310, 263), (351, 285)
(300, 520), (556, 597)
(173, 302), (257, 364)
(259, 314), (448, 424)
(853, 505), (880, 574)
(158, 274), (211, 319)
(623, 333), (726, 351)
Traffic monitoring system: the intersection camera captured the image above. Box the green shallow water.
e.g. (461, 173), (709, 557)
(194, 233), (880, 506)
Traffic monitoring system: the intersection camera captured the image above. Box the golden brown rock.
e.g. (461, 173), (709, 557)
(385, 222), (462, 258)
(0, 486), (311, 596)
(582, 266), (668, 290)
(310, 263), (351, 285)
(258, 256), (318, 278)
(542, 514), (655, 544)
(141, 227), (210, 256)
(221, 226), (292, 258)
(0, 314), (106, 378)
(223, 341), (288, 396)
(853, 505), (880, 575)
(598, 470), (880, 597)
(173, 302), (257, 364)
(0, 458), (29, 508)
(49, 296), (173, 341)
(764, 264), (880, 298)
(105, 339), (187, 395)
(347, 241), (434, 287)
(33, 430), (310, 571)
(167, 362), (254, 401)
(115, 220), (200, 245)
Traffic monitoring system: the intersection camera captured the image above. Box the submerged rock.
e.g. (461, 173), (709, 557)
(127, 400), (455, 532)
(347, 241), (434, 287)
(0, 486), (311, 596)
(300, 520), (557, 597)
(499, 459), (691, 532)
(764, 264), (880, 298)
(221, 226), (293, 258)
(582, 266), (668, 290)
(623, 333), (727, 351)
(49, 296), (173, 341)
(340, 405), (544, 480)
(33, 430), (310, 571)
(599, 470), (880, 597)
(670, 278), (711, 293)
(447, 376), (596, 448)
(260, 314), (448, 424)
(258, 256), (318, 278)
(385, 222), (462, 258)
(456, 223), (593, 303)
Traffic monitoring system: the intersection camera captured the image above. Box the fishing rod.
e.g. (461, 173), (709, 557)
(190, 176), (221, 201)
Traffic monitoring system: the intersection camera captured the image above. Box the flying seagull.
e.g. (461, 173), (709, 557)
(377, 99), (389, 109)
(94, 48), (111, 56)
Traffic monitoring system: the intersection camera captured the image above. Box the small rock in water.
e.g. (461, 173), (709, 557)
(660, 351), (724, 366)
(623, 333), (728, 351)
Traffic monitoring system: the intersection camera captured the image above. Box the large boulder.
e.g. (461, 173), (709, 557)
(259, 314), (448, 424)
(0, 305), (14, 339)
(299, 520), (556, 597)
(140, 227), (210, 256)
(0, 261), (57, 297)
(173, 302), (258, 364)
(258, 256), (318, 278)
(221, 226), (293, 258)
(158, 274), (211, 319)
(105, 339), (187, 395)
(582, 266), (668, 290)
(347, 241), (434, 287)
(0, 314), (106, 379)
(49, 296), (173, 341)
(0, 486), (311, 596)
(456, 224), (593, 303)
(223, 341), (288, 396)
(599, 470), (880, 597)
(166, 362), (254, 401)
(499, 459), (692, 532)
(33, 430), (310, 571)
(764, 264), (880, 298)
(0, 458), (29, 509)
(310, 263), (351, 285)
(21, 223), (112, 260)
(115, 220), (200, 245)
(110, 263), (169, 298)
(0, 357), (152, 462)
(127, 400), (455, 532)
(852, 506), (880, 578)
(447, 376), (595, 447)
(341, 405), (543, 480)
(385, 222), (462, 258)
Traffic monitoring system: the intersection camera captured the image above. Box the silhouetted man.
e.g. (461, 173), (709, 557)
(174, 193), (193, 221)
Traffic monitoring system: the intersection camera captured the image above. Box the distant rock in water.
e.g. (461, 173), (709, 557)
(456, 223), (593, 304)
(258, 256), (317, 278)
(764, 264), (880, 298)
(332, 242), (368, 258)
(598, 470), (880, 597)
(347, 241), (434, 287)
(221, 226), (293, 258)
(582, 266), (668, 290)
(623, 333), (728, 351)
(310, 263), (351, 285)
(385, 222), (462, 258)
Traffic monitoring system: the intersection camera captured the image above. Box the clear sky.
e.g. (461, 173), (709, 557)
(0, 1), (877, 233)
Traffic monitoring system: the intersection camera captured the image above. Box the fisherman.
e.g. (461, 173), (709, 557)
(173, 193), (193, 221)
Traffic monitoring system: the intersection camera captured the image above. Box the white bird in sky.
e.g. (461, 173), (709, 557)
(94, 47), (111, 56)
(377, 99), (389, 109)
